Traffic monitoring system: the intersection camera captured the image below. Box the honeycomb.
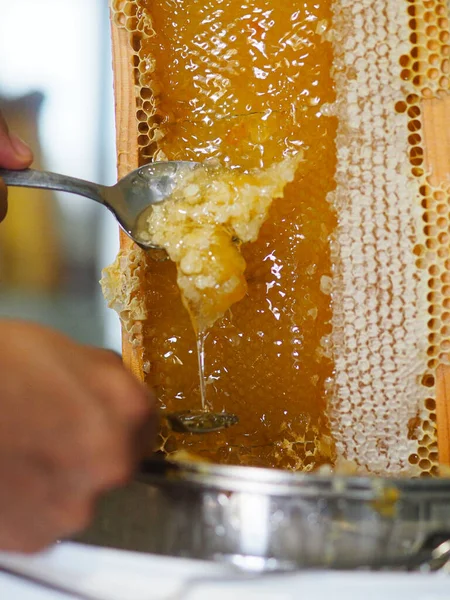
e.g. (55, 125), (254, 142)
(326, 0), (450, 476)
(107, 0), (337, 470)
(104, 0), (450, 475)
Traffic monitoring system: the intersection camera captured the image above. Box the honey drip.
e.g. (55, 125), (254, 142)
(197, 331), (208, 412)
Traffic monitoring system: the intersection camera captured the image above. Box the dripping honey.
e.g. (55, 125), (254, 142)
(135, 0), (338, 469)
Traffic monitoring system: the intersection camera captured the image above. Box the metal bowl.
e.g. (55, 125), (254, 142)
(79, 461), (450, 571)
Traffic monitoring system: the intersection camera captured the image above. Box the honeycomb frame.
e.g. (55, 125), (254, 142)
(105, 0), (450, 475)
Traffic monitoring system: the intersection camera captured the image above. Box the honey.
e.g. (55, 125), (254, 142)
(132, 0), (338, 469)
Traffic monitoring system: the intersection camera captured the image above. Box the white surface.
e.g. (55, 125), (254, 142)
(0, 543), (449, 600)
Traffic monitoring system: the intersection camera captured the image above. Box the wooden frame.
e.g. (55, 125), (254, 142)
(109, 16), (450, 465)
(110, 22), (144, 381)
(423, 97), (450, 464)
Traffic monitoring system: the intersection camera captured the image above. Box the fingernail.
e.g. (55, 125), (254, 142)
(10, 133), (33, 161)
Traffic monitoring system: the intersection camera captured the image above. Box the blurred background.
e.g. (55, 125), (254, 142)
(0, 0), (122, 351)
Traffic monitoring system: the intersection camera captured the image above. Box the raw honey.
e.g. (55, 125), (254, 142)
(135, 0), (338, 469)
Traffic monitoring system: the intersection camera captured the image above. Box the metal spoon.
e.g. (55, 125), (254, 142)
(0, 162), (239, 434)
(0, 161), (198, 249)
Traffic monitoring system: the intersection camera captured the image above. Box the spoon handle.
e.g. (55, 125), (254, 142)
(0, 168), (107, 206)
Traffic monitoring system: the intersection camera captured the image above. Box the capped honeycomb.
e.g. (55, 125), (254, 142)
(104, 0), (450, 475)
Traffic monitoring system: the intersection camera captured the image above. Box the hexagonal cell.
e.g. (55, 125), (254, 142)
(113, 11), (127, 27)
(123, 2), (137, 17)
(111, 0), (127, 13)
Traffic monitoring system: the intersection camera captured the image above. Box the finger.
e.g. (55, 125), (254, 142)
(132, 404), (160, 459)
(0, 111), (33, 169)
(0, 178), (7, 222)
(105, 349), (123, 361)
(100, 348), (123, 363)
(100, 368), (153, 426)
(82, 349), (152, 425)
(45, 495), (94, 539)
(80, 364), (158, 479)
(82, 345), (123, 364)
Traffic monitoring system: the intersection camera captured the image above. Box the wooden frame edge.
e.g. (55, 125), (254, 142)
(423, 95), (450, 464)
(110, 17), (143, 380)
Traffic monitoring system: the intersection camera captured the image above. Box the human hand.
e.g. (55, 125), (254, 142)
(0, 110), (34, 222)
(0, 320), (157, 553)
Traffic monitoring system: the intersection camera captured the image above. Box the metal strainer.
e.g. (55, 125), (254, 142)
(79, 460), (450, 572)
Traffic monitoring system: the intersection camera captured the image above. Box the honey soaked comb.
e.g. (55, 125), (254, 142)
(110, 0), (338, 470)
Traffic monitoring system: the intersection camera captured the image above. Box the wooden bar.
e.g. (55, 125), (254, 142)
(423, 96), (450, 466)
(436, 365), (450, 466)
(110, 19), (143, 380)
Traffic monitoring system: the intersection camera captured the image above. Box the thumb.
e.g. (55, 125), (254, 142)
(0, 112), (33, 170)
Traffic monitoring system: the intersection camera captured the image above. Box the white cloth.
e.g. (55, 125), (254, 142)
(0, 543), (448, 600)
